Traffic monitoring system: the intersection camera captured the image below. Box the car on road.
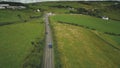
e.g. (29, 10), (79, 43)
(46, 32), (48, 34)
(49, 44), (52, 48)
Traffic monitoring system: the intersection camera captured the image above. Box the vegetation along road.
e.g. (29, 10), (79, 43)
(43, 13), (54, 68)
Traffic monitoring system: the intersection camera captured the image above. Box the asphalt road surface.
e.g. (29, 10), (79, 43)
(43, 13), (54, 68)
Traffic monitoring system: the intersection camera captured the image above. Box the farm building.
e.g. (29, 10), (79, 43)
(37, 9), (40, 12)
(102, 16), (109, 20)
(6, 6), (26, 9)
(0, 4), (9, 9)
(68, 7), (75, 10)
(0, 6), (5, 9)
(0, 3), (26, 9)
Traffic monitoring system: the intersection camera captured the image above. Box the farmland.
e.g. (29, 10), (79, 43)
(51, 14), (120, 45)
(50, 18), (120, 68)
(0, 9), (42, 25)
(28, 1), (120, 20)
(52, 14), (120, 33)
(0, 1), (120, 68)
(0, 9), (45, 68)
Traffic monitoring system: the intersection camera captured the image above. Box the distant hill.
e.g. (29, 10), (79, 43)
(0, 0), (120, 3)
(0, 1), (25, 6)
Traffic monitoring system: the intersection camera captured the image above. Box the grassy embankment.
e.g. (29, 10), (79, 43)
(50, 14), (120, 68)
(0, 9), (45, 68)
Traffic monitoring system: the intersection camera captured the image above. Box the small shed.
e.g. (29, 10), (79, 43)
(102, 16), (109, 20)
(48, 12), (52, 15)
(37, 9), (40, 12)
(68, 8), (75, 10)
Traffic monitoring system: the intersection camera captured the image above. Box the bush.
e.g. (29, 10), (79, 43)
(104, 32), (120, 36)
(77, 8), (88, 14)
(23, 38), (45, 68)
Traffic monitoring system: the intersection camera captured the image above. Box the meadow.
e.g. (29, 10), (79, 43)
(0, 9), (42, 25)
(0, 10), (45, 68)
(28, 1), (120, 20)
(0, 2), (46, 68)
(51, 14), (120, 45)
(0, 1), (119, 68)
(52, 14), (120, 33)
(50, 19), (120, 68)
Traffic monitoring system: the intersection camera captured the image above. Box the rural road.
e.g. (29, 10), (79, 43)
(43, 13), (54, 68)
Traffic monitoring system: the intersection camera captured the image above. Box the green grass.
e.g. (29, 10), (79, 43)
(51, 14), (120, 34)
(50, 20), (120, 68)
(0, 10), (19, 22)
(28, 1), (120, 20)
(29, 1), (93, 13)
(0, 9), (42, 24)
(51, 14), (120, 46)
(0, 1), (119, 68)
(0, 18), (45, 68)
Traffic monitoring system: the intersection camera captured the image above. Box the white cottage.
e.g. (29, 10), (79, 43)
(102, 16), (109, 20)
(37, 9), (40, 12)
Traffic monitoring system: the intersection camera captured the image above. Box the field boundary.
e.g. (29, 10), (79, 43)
(49, 19), (63, 68)
(22, 36), (45, 68)
(58, 21), (120, 36)
(57, 21), (120, 51)
(0, 14), (43, 26)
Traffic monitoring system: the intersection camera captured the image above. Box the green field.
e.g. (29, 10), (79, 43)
(0, 3), (45, 68)
(0, 9), (42, 25)
(28, 1), (120, 20)
(52, 14), (120, 33)
(0, 1), (120, 68)
(51, 14), (120, 45)
(50, 20), (120, 68)
(0, 18), (45, 68)
(28, 2), (120, 68)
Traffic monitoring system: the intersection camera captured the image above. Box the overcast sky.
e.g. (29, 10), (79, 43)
(0, 0), (119, 3)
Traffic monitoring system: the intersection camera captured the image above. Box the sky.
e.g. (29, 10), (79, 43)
(0, 0), (119, 3)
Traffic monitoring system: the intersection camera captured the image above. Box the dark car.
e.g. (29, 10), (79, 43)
(49, 44), (52, 48)
(46, 32), (48, 34)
